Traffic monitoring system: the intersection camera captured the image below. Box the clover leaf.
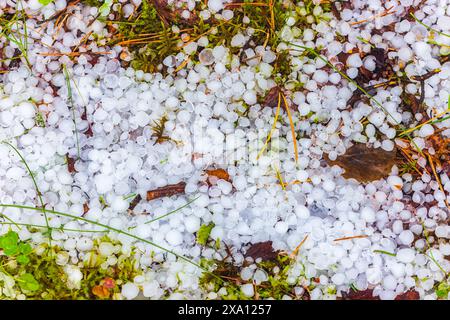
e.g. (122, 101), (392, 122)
(16, 255), (30, 265)
(0, 231), (20, 256)
(19, 243), (32, 255)
(18, 273), (40, 292)
(3, 244), (19, 256)
(0, 231), (19, 248)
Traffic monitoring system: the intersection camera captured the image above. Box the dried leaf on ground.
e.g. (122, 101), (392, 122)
(92, 285), (110, 299)
(341, 288), (379, 300)
(263, 86), (290, 112)
(205, 168), (231, 183)
(83, 202), (89, 215)
(325, 144), (397, 183)
(395, 290), (420, 300)
(84, 124), (94, 137)
(263, 86), (282, 109)
(401, 92), (421, 114)
(342, 288), (420, 300)
(152, 0), (197, 26)
(146, 182), (186, 201)
(245, 241), (279, 261)
(66, 154), (77, 173)
(370, 47), (391, 80)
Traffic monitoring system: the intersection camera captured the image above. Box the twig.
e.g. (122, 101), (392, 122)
(334, 235), (368, 242)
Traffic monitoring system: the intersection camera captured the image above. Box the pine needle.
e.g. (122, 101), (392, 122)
(274, 164), (286, 190)
(257, 91), (281, 160)
(281, 92), (298, 162)
(334, 235), (368, 242)
(290, 234), (309, 258)
(2, 141), (53, 246)
(175, 56), (190, 72)
(399, 110), (450, 136)
(426, 152), (449, 209)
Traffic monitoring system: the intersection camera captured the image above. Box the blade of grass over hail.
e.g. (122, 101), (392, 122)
(63, 65), (81, 159)
(141, 195), (200, 226)
(0, 203), (221, 281)
(410, 13), (450, 38)
(2, 141), (53, 246)
(0, 221), (108, 234)
(257, 91), (282, 160)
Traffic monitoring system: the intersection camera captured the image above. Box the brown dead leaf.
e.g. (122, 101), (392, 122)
(92, 285), (110, 299)
(342, 288), (419, 300)
(245, 241), (279, 261)
(263, 86), (290, 112)
(341, 288), (379, 300)
(402, 92), (421, 114)
(395, 290), (420, 300)
(82, 202), (89, 216)
(205, 168), (231, 182)
(370, 47), (391, 79)
(263, 86), (282, 109)
(146, 182), (186, 201)
(325, 144), (397, 183)
(66, 153), (77, 173)
(101, 277), (116, 289)
(84, 124), (93, 137)
(152, 0), (197, 26)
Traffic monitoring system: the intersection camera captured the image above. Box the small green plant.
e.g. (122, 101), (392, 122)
(0, 9), (31, 68)
(197, 223), (215, 246)
(98, 0), (114, 17)
(199, 251), (313, 300)
(35, 112), (46, 128)
(0, 231), (144, 299)
(17, 273), (40, 292)
(436, 281), (450, 299)
(0, 231), (33, 265)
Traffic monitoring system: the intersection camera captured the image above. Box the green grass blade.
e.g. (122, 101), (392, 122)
(2, 141), (52, 245)
(63, 65), (81, 159)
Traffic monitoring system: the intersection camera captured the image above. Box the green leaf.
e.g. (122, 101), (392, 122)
(19, 243), (32, 255)
(196, 223), (214, 246)
(435, 281), (450, 299)
(99, 0), (113, 17)
(4, 244), (19, 256)
(0, 231), (19, 249)
(18, 273), (40, 292)
(373, 249), (396, 257)
(38, 0), (53, 5)
(17, 255), (30, 265)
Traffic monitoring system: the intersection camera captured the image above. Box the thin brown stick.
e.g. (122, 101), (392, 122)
(334, 235), (368, 242)
(147, 182), (186, 201)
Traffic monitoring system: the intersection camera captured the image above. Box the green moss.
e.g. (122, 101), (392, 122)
(101, 0), (332, 76)
(273, 50), (292, 85)
(81, 0), (104, 8)
(35, 112), (46, 127)
(436, 281), (450, 299)
(196, 223), (215, 246)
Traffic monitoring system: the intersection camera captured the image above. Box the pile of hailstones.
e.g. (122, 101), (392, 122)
(0, 0), (450, 300)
